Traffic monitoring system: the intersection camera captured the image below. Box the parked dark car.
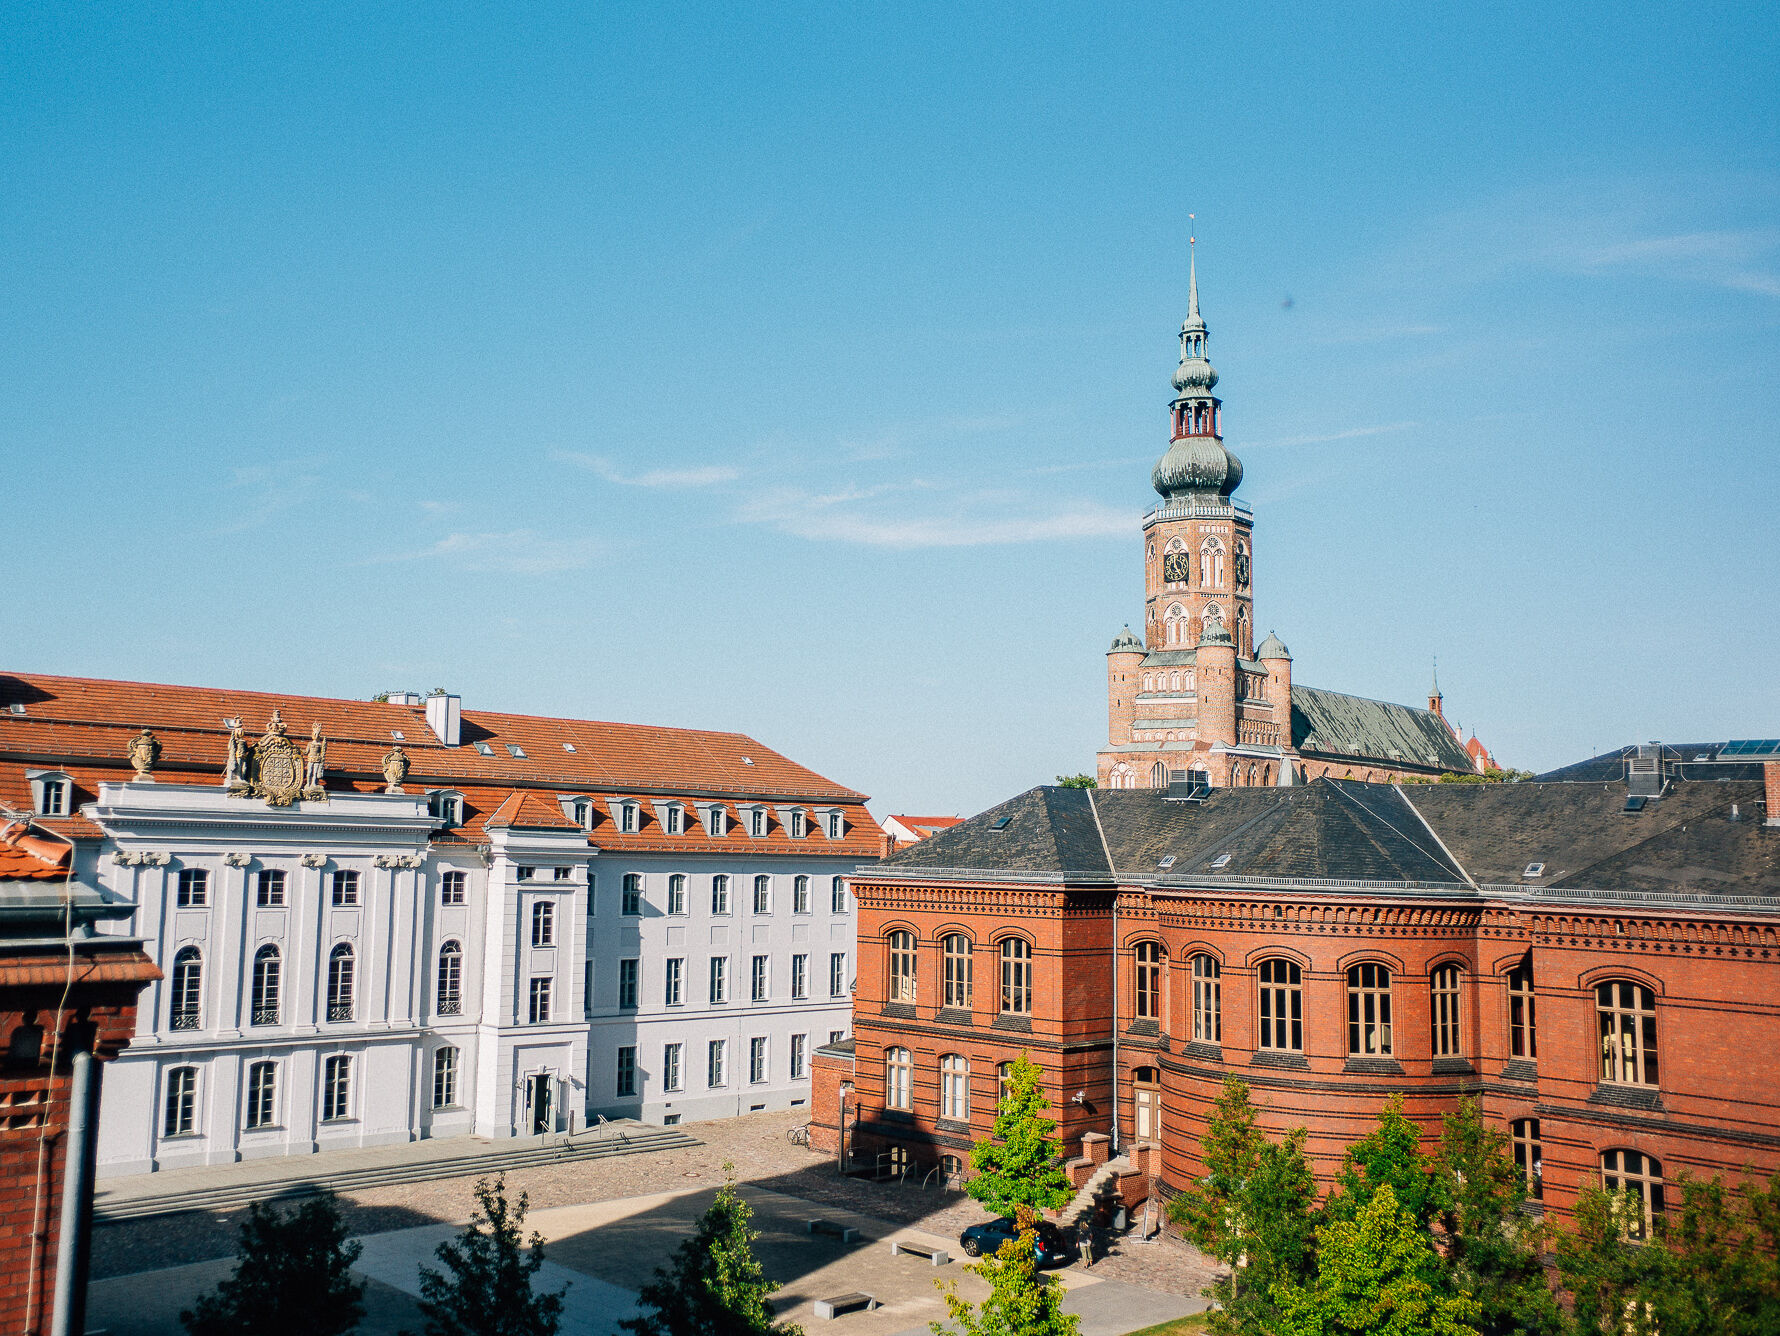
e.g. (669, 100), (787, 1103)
(957, 1216), (1073, 1267)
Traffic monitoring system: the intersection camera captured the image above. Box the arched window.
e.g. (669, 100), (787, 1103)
(996, 1061), (1016, 1108)
(245, 1061), (276, 1131)
(1133, 1065), (1162, 1142)
(793, 875), (811, 914)
(884, 1046), (912, 1110)
(326, 943), (355, 1022)
(1258, 959), (1302, 1052)
(1142, 674), (1153, 692)
(1597, 981), (1658, 1086)
(1347, 963), (1393, 1055)
(999, 938), (1033, 1015)
(1170, 671), (1182, 691)
(164, 1065), (197, 1136)
(1511, 1119), (1542, 1200)
(250, 945), (280, 1027)
(1507, 957), (1537, 1059)
(170, 947), (202, 1031)
(1430, 964), (1462, 1057)
(1201, 536), (1225, 588)
(943, 934), (973, 1010)
(1150, 762), (1166, 788)
(1192, 954), (1222, 1043)
(753, 874), (771, 914)
(1164, 603), (1187, 647)
(887, 930), (916, 1005)
(940, 1053), (969, 1121)
(432, 1046), (459, 1110)
(622, 872), (644, 915)
(436, 940), (463, 1015)
(531, 900), (554, 947)
(1134, 941), (1163, 1022)
(831, 875), (847, 913)
(1601, 1149), (1664, 1237)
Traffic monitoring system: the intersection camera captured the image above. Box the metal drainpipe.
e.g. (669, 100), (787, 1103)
(50, 1044), (98, 1336)
(1110, 895), (1121, 1156)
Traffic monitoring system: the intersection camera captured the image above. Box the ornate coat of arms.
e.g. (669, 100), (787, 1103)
(231, 711), (328, 807)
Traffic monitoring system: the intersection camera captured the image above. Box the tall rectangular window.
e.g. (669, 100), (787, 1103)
(618, 958), (638, 1009)
(531, 900), (555, 946)
(791, 954), (808, 1000)
(1597, 981), (1658, 1086)
(177, 869), (209, 907)
(245, 1061), (276, 1130)
(943, 935), (973, 1009)
(791, 810), (806, 838)
(528, 977), (552, 1024)
(751, 955), (769, 1002)
(793, 875), (810, 913)
(616, 1046), (637, 1097)
(667, 874), (686, 915)
(1512, 1118), (1542, 1200)
(707, 1039), (726, 1087)
(1347, 964), (1393, 1056)
(164, 1066), (197, 1137)
(753, 875), (771, 914)
(663, 1042), (683, 1092)
(1134, 941), (1163, 1021)
(831, 877), (847, 913)
(888, 930), (916, 1004)
(583, 961), (594, 1018)
(790, 1033), (806, 1079)
(827, 813), (842, 839)
(710, 956), (728, 1004)
(1430, 964), (1462, 1057)
(256, 868), (286, 907)
(664, 957), (684, 1006)
(622, 873), (643, 916)
(329, 870), (359, 906)
(830, 953), (847, 998)
(1258, 959), (1303, 1052)
(1508, 958), (1537, 1059)
(321, 1055), (351, 1122)
(665, 805), (682, 835)
(1192, 955), (1222, 1043)
(884, 1046), (912, 1110)
(749, 1037), (768, 1083)
(712, 875), (730, 915)
(999, 938), (1032, 1015)
(440, 870), (466, 905)
(432, 1047), (458, 1109)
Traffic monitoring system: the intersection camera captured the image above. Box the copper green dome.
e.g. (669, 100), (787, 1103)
(1108, 625), (1144, 655)
(1256, 631), (1292, 660)
(1153, 435), (1244, 500)
(1198, 616), (1233, 648)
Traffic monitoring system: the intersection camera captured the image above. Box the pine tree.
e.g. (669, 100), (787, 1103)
(1430, 1099), (1565, 1336)
(931, 1210), (1080, 1336)
(622, 1171), (802, 1336)
(415, 1174), (565, 1336)
(180, 1193), (365, 1336)
(966, 1052), (1071, 1217)
(1271, 1184), (1481, 1336)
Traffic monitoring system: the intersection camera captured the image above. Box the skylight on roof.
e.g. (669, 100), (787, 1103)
(1210, 853), (1232, 869)
(742, 756), (754, 765)
(506, 743), (526, 758)
(563, 742), (577, 752)
(391, 730), (404, 741)
(475, 741), (494, 756)
(1623, 796), (1649, 813)
(991, 816), (1011, 830)
(1522, 862), (1546, 879)
(1157, 855), (1176, 870)
(8, 704), (24, 716)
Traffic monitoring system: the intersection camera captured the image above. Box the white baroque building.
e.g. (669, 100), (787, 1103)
(0, 673), (882, 1177)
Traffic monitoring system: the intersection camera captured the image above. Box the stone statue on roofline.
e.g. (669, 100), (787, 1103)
(382, 744), (409, 794)
(303, 723), (328, 801)
(127, 728), (160, 780)
(223, 719), (253, 792)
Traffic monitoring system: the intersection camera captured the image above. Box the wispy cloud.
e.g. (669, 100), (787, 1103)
(373, 529), (603, 574)
(735, 485), (1129, 549)
(1571, 228), (1780, 298)
(553, 451), (741, 488)
(1242, 422), (1419, 450)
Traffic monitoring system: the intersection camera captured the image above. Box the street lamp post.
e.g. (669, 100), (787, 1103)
(837, 1081), (853, 1177)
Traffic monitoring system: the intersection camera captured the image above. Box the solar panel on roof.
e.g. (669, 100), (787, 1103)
(1722, 739), (1780, 757)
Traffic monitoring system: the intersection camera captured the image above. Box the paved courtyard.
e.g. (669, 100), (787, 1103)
(88, 1109), (1221, 1335)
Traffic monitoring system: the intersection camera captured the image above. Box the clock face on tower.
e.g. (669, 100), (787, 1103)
(1234, 553), (1250, 588)
(1162, 552), (1192, 584)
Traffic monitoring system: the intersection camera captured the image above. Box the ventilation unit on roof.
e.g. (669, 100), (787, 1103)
(1210, 853), (1233, 869)
(1522, 862), (1546, 879)
(384, 691), (422, 706)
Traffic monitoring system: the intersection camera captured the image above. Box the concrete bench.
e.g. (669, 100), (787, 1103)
(806, 1219), (860, 1243)
(814, 1292), (877, 1320)
(890, 1239), (951, 1266)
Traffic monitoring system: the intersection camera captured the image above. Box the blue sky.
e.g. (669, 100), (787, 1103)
(4, 4), (1777, 818)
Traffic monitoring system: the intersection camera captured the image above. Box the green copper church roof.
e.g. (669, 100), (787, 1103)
(1108, 625), (1144, 654)
(1256, 631), (1292, 660)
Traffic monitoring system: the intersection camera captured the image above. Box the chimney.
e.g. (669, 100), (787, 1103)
(385, 691), (422, 707)
(425, 692), (462, 746)
(1766, 761), (1780, 827)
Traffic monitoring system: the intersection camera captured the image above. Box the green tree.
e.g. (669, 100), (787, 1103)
(1272, 1184), (1481, 1336)
(1326, 1094), (1446, 1234)
(1553, 1186), (1667, 1336)
(932, 1214), (1080, 1336)
(622, 1170), (800, 1336)
(1168, 1078), (1318, 1336)
(1430, 1099), (1565, 1336)
(181, 1193), (365, 1336)
(415, 1174), (565, 1336)
(966, 1052), (1072, 1217)
(1053, 774), (1098, 789)
(1654, 1172), (1780, 1336)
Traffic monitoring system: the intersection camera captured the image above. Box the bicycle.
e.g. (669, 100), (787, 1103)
(787, 1123), (811, 1146)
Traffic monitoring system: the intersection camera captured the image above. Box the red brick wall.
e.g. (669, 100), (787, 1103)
(0, 955), (156, 1335)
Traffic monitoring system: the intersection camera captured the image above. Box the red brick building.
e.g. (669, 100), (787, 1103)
(813, 763), (1780, 1231)
(1097, 247), (1485, 791)
(0, 816), (156, 1336)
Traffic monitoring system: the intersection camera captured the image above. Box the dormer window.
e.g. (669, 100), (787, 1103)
(616, 801), (639, 834)
(789, 809), (806, 838)
(665, 804), (683, 836)
(701, 804), (728, 837)
(28, 771), (74, 818)
(570, 798), (596, 830)
(428, 791), (465, 827)
(827, 812), (844, 839)
(745, 806), (767, 838)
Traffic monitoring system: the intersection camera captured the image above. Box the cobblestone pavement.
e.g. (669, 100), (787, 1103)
(90, 1107), (1224, 1301)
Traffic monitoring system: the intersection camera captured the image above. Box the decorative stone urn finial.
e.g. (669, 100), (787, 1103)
(127, 728), (161, 780)
(382, 745), (410, 794)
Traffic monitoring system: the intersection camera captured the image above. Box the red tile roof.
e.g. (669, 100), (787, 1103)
(0, 819), (72, 880)
(0, 671), (886, 856)
(889, 815), (964, 831)
(486, 790), (583, 830)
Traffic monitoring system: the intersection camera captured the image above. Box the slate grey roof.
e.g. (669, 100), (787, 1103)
(869, 779), (1780, 908)
(1291, 684), (1473, 772)
(1536, 742), (1767, 784)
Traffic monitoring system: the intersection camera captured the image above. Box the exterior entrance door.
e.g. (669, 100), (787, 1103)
(1133, 1068), (1162, 1144)
(525, 1074), (554, 1135)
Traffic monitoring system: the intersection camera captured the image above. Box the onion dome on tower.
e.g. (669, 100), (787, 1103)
(1152, 241), (1244, 502)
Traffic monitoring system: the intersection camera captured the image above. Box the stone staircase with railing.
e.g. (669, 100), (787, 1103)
(1057, 1154), (1134, 1228)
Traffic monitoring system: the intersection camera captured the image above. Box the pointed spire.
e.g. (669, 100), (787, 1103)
(1431, 657), (1442, 699)
(1187, 231), (1200, 322)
